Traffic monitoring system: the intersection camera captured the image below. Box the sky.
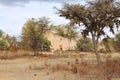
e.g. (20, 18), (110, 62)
(0, 0), (85, 36)
(0, 0), (119, 38)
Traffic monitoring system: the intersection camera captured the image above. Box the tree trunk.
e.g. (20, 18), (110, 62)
(94, 42), (102, 65)
(92, 34), (102, 65)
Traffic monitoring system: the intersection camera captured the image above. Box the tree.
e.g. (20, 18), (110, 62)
(65, 24), (78, 40)
(6, 35), (21, 51)
(57, 0), (120, 64)
(7, 35), (17, 47)
(53, 24), (78, 50)
(0, 38), (9, 50)
(54, 25), (66, 37)
(22, 17), (51, 55)
(0, 30), (9, 50)
(37, 16), (50, 33)
(22, 18), (43, 55)
(42, 38), (51, 51)
(53, 24), (78, 39)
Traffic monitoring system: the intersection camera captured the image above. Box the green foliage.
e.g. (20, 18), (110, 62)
(0, 38), (9, 50)
(76, 38), (93, 52)
(54, 24), (78, 39)
(37, 16), (50, 33)
(0, 30), (9, 50)
(99, 48), (105, 53)
(22, 17), (51, 55)
(100, 33), (120, 52)
(17, 41), (27, 50)
(57, 0), (120, 39)
(114, 33), (120, 51)
(43, 38), (51, 51)
(115, 33), (120, 40)
(100, 38), (110, 52)
(55, 25), (65, 37)
(22, 19), (43, 51)
(57, 0), (120, 64)
(7, 35), (17, 47)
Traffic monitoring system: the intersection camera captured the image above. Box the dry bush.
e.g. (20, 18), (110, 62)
(50, 57), (120, 80)
(104, 57), (120, 78)
(0, 51), (57, 59)
(97, 57), (120, 80)
(0, 51), (34, 59)
(51, 59), (90, 75)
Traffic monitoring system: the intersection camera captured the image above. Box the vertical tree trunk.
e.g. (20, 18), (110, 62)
(94, 41), (102, 65)
(92, 34), (102, 65)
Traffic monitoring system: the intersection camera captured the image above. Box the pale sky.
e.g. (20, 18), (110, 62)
(0, 0), (119, 38)
(0, 0), (85, 36)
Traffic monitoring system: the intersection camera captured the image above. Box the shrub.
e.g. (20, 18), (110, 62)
(43, 39), (51, 51)
(0, 38), (9, 50)
(22, 18), (51, 55)
(76, 38), (93, 52)
(113, 33), (120, 51)
(100, 38), (111, 52)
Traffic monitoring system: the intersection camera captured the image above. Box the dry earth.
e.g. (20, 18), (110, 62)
(0, 51), (119, 80)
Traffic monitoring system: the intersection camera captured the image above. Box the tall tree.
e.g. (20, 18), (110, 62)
(57, 0), (120, 64)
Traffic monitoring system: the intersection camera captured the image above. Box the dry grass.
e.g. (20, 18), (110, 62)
(49, 56), (120, 80)
(0, 51), (31, 59)
(0, 50), (87, 60)
(0, 51), (56, 59)
(0, 51), (119, 80)
(29, 53), (120, 80)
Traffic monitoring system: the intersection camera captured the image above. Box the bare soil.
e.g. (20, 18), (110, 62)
(0, 51), (119, 80)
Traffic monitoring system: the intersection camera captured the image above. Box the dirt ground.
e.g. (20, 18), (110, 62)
(0, 51), (119, 80)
